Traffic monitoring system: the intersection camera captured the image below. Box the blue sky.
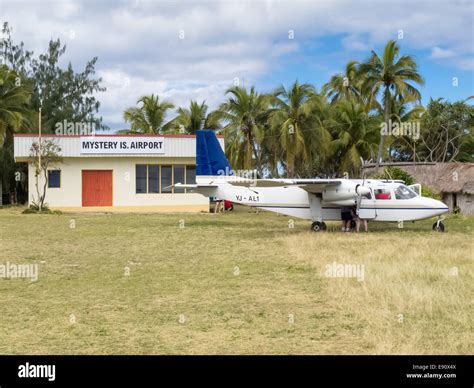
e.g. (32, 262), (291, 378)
(259, 35), (473, 106)
(2, 0), (473, 131)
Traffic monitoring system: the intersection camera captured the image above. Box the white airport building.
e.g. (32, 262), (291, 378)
(13, 134), (224, 212)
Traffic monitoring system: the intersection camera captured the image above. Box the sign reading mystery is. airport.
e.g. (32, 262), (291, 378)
(80, 137), (165, 154)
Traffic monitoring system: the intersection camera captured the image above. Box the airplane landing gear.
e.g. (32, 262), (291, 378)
(432, 217), (446, 232)
(432, 220), (445, 232)
(311, 221), (327, 232)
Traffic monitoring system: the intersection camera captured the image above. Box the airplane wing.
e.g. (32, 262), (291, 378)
(230, 179), (342, 193)
(164, 183), (219, 190)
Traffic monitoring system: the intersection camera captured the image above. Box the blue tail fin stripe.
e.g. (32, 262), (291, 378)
(196, 130), (232, 176)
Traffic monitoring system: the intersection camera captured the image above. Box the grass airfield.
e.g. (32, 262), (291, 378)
(0, 205), (472, 354)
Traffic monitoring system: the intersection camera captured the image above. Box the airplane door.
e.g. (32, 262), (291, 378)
(358, 189), (377, 219)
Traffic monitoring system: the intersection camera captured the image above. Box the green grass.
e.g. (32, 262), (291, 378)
(0, 205), (472, 354)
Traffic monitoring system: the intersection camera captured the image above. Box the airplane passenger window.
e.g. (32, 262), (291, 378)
(374, 189), (391, 200)
(394, 185), (417, 199)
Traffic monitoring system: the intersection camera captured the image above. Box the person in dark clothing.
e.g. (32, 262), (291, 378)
(340, 206), (352, 232)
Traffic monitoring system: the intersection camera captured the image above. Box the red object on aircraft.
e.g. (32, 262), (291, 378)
(375, 192), (390, 200)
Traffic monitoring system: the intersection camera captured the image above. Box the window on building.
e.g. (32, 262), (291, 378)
(161, 166), (172, 193)
(48, 170), (61, 188)
(185, 165), (196, 194)
(148, 165), (160, 193)
(135, 164), (196, 194)
(136, 165), (147, 193)
(186, 165), (196, 185)
(174, 166), (185, 193)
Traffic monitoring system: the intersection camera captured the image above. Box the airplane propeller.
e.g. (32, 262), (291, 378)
(355, 183), (370, 215)
(355, 157), (370, 215)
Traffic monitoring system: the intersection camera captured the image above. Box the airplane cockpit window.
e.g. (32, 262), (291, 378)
(394, 185), (418, 200)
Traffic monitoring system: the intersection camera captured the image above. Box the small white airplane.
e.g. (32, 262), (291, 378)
(176, 130), (449, 232)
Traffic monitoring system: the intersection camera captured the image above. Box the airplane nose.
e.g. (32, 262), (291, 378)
(432, 198), (449, 214)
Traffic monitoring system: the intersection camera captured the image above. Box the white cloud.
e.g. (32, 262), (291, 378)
(431, 46), (456, 59)
(342, 35), (371, 52)
(2, 0), (473, 128)
(457, 57), (474, 71)
(97, 68), (231, 127)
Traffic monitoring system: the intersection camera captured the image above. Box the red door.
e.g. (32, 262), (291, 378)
(82, 170), (113, 206)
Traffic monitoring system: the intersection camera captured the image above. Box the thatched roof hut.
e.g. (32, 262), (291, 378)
(461, 181), (474, 195)
(397, 163), (474, 195)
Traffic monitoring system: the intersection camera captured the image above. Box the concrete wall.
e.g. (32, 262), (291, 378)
(28, 157), (209, 211)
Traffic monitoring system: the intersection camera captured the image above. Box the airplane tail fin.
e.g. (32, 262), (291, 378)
(196, 130), (233, 177)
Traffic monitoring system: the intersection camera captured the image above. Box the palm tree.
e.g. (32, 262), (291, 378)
(295, 92), (333, 177)
(122, 94), (174, 134)
(168, 100), (220, 134)
(358, 40), (424, 170)
(329, 100), (380, 177)
(210, 86), (269, 174)
(0, 66), (33, 203)
(382, 97), (424, 162)
(269, 81), (330, 177)
(323, 60), (361, 104)
(0, 66), (32, 147)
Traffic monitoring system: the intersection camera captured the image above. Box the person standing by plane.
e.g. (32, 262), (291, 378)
(341, 206), (352, 232)
(212, 197), (224, 213)
(353, 206), (368, 233)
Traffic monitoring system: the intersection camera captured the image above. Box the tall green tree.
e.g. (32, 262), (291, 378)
(0, 66), (33, 146)
(323, 61), (361, 104)
(122, 94), (174, 134)
(382, 97), (424, 162)
(0, 66), (34, 201)
(0, 22), (106, 203)
(168, 100), (220, 134)
(269, 81), (329, 177)
(2, 23), (107, 133)
(210, 86), (269, 174)
(31, 40), (106, 132)
(328, 100), (380, 177)
(358, 40), (424, 170)
(294, 92), (333, 177)
(417, 98), (473, 162)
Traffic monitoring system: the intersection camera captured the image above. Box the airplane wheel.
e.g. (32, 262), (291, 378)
(311, 221), (325, 232)
(432, 221), (445, 232)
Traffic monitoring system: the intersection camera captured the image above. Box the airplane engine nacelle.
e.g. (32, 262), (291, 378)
(324, 198), (358, 206)
(322, 181), (364, 204)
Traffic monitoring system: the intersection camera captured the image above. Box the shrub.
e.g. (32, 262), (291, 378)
(22, 204), (62, 215)
(371, 167), (415, 185)
(421, 186), (442, 200)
